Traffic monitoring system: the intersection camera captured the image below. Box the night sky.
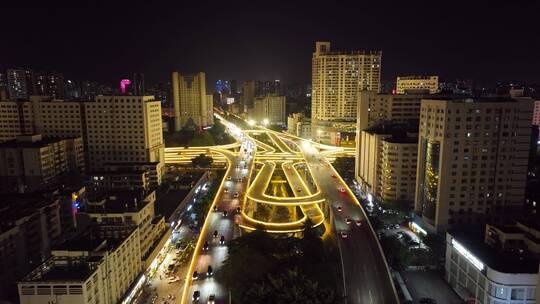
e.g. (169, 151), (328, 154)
(1, 2), (539, 87)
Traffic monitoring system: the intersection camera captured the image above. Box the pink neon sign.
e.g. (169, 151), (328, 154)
(120, 79), (132, 94)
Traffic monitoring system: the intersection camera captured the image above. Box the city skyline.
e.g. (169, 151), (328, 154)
(1, 3), (539, 87)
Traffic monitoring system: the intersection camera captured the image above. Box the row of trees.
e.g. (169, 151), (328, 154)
(164, 119), (234, 147)
(216, 220), (339, 303)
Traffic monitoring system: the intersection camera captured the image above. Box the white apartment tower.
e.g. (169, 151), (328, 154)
(311, 41), (381, 138)
(171, 72), (213, 130)
(415, 98), (534, 233)
(84, 96), (164, 174)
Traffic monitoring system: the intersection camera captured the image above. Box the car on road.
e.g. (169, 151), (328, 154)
(237, 177), (243, 182)
(355, 220), (362, 226)
(192, 271), (199, 280)
(331, 174), (337, 178)
(203, 241), (209, 251)
(236, 206), (241, 213)
(220, 235), (225, 245)
(340, 231), (348, 238)
(192, 290), (200, 301)
(339, 187), (346, 193)
(223, 210), (228, 217)
(234, 192), (239, 198)
(345, 218), (352, 225)
(297, 188), (302, 192)
(213, 230), (218, 238)
(207, 294), (215, 304)
(336, 206), (342, 212)
(207, 265), (213, 277)
(213, 206), (219, 212)
(224, 187), (228, 193)
(227, 176), (231, 180)
(394, 224), (400, 229)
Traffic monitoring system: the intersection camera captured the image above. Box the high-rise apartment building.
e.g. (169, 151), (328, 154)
(84, 96), (164, 183)
(0, 96), (85, 142)
(396, 75), (439, 94)
(171, 72), (213, 130)
(251, 95), (286, 125)
(0, 134), (85, 193)
(132, 73), (145, 95)
(6, 69), (32, 100)
(415, 98), (534, 233)
(355, 92), (431, 182)
(311, 41), (382, 143)
(243, 80), (256, 106)
(357, 125), (418, 203)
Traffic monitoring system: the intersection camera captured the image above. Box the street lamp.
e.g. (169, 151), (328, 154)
(248, 119), (255, 127)
(263, 118), (269, 126)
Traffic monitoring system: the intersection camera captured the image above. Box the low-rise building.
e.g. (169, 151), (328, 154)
(0, 134), (84, 193)
(396, 75), (439, 94)
(446, 229), (538, 303)
(78, 190), (168, 267)
(287, 112), (312, 139)
(485, 220), (540, 254)
(18, 226), (142, 304)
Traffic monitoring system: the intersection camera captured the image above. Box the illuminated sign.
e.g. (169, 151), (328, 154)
(226, 97), (235, 105)
(120, 79), (131, 94)
(410, 222), (427, 236)
(452, 238), (484, 271)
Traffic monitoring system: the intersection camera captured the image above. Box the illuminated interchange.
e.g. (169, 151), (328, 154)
(163, 114), (397, 304)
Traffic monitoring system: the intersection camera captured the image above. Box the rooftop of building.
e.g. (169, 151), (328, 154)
(22, 261), (95, 283)
(397, 75), (438, 80)
(364, 122), (418, 139)
(0, 193), (58, 234)
(423, 96), (533, 104)
(0, 134), (78, 149)
(449, 229), (539, 274)
(90, 168), (149, 175)
(53, 227), (126, 252)
(82, 190), (153, 214)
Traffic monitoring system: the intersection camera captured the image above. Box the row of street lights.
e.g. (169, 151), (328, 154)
(247, 118), (269, 127)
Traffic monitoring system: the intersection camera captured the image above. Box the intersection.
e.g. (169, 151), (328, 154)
(164, 115), (398, 304)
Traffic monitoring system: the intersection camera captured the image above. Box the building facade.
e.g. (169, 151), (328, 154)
(0, 195), (62, 299)
(0, 134), (85, 193)
(311, 41), (381, 142)
(78, 190), (167, 265)
(396, 75), (439, 94)
(356, 127), (418, 204)
(84, 96), (164, 184)
(445, 230), (537, 304)
(415, 98), (534, 233)
(171, 72), (213, 130)
(533, 100), (540, 126)
(18, 227), (142, 304)
(251, 95), (286, 125)
(0, 96), (84, 142)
